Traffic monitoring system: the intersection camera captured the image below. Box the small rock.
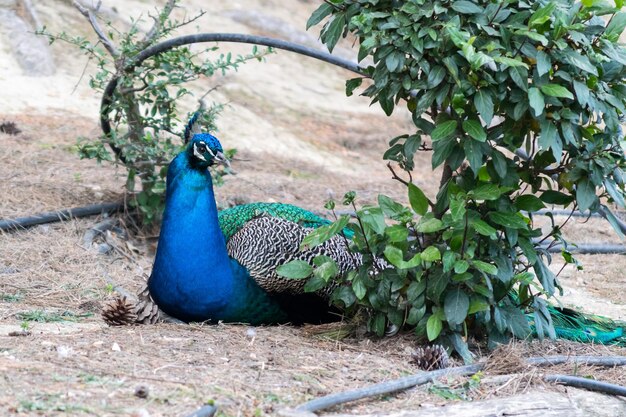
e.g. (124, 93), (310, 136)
(246, 328), (257, 339)
(56, 345), (74, 358)
(134, 385), (149, 399)
(7, 330), (30, 337)
(111, 342), (121, 352)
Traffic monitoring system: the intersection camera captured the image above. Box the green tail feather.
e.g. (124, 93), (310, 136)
(218, 202), (332, 240)
(528, 305), (626, 346)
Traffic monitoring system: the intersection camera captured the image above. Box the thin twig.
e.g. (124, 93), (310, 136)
(386, 162), (410, 186)
(73, 0), (120, 57)
(142, 0), (177, 46)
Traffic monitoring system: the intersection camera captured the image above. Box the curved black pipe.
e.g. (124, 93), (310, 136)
(295, 355), (626, 413)
(0, 202), (124, 232)
(544, 374), (626, 397)
(100, 33), (366, 163)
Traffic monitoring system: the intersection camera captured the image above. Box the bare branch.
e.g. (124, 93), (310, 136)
(387, 162), (410, 186)
(73, 0), (119, 58)
(142, 0), (177, 45)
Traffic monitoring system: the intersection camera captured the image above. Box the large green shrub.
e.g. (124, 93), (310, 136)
(291, 0), (626, 360)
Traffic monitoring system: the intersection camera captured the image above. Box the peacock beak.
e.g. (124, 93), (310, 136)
(214, 151), (231, 168)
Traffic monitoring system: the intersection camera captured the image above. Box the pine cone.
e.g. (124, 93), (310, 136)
(135, 286), (160, 324)
(102, 296), (138, 326)
(411, 344), (449, 371)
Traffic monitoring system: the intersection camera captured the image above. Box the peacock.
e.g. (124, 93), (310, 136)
(117, 116), (361, 326)
(102, 115), (625, 346)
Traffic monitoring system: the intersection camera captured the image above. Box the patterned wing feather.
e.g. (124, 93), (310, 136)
(226, 215), (360, 296)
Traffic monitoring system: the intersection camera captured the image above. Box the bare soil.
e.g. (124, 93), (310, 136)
(1, 1), (625, 416)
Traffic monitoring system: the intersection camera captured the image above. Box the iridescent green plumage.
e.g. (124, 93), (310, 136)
(218, 202), (332, 240)
(529, 306), (626, 346)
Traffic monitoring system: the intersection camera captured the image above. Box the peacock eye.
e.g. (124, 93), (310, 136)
(196, 142), (207, 154)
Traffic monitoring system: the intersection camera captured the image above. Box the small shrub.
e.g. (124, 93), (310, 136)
(38, 1), (270, 226)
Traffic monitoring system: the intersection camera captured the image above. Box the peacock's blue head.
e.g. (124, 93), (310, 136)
(187, 133), (230, 170)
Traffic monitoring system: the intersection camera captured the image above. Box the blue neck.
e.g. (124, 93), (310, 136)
(148, 153), (234, 321)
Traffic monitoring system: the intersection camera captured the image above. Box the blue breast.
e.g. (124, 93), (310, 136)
(147, 153), (288, 324)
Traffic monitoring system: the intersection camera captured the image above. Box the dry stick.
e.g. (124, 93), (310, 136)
(293, 355), (626, 414)
(73, 0), (120, 58)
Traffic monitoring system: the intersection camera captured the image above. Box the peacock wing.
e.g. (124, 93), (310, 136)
(225, 215), (359, 297)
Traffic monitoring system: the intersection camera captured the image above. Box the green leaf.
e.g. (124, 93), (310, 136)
(378, 194), (408, 219)
(276, 260), (313, 280)
(536, 50), (551, 76)
(323, 14), (345, 53)
(384, 245), (421, 269)
(421, 246), (441, 262)
(529, 2), (556, 27)
(306, 3), (333, 30)
(471, 184), (502, 200)
(462, 119), (487, 142)
(468, 296), (490, 314)
(515, 195), (546, 211)
(528, 88), (545, 117)
(304, 276), (327, 292)
(604, 180), (626, 208)
(563, 50), (598, 76)
(416, 217), (445, 233)
(576, 178), (596, 212)
(408, 183), (429, 215)
(474, 90), (494, 124)
(313, 260), (339, 282)
(540, 84), (574, 100)
(605, 12), (626, 40)
(431, 120), (458, 141)
(346, 78), (363, 97)
(442, 251), (456, 273)
(517, 29), (549, 45)
(352, 275), (367, 300)
(494, 56), (529, 69)
(540, 190), (575, 205)
(454, 260), (470, 274)
(509, 67), (528, 92)
(488, 211), (528, 229)
(300, 216), (349, 250)
(427, 65), (446, 87)
(534, 259), (556, 296)
(444, 287), (470, 325)
(472, 219), (497, 237)
(426, 314), (443, 341)
(451, 1), (484, 14)
(472, 260), (498, 275)
(359, 207), (386, 234)
(385, 225), (409, 242)
(449, 195), (466, 221)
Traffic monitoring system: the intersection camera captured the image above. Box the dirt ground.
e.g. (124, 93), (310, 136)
(1, 1), (626, 416)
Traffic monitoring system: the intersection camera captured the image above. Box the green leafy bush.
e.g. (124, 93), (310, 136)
(296, 0), (626, 359)
(39, 1), (268, 226)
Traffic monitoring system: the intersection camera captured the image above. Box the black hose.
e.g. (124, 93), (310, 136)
(540, 242), (626, 254)
(526, 355), (626, 367)
(0, 202), (124, 232)
(100, 33), (365, 163)
(294, 355), (626, 413)
(544, 374), (626, 397)
(296, 364), (484, 412)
